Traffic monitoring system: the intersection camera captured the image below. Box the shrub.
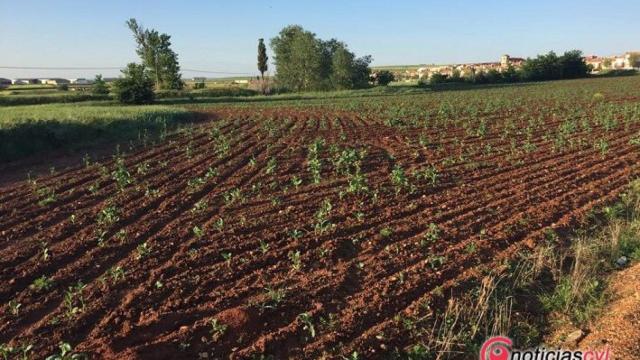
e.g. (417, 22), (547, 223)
(113, 63), (155, 104)
(375, 70), (395, 86)
(92, 74), (110, 95)
(429, 73), (448, 85)
(56, 83), (69, 91)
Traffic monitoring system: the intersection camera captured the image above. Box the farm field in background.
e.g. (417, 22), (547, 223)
(1, 76), (640, 358)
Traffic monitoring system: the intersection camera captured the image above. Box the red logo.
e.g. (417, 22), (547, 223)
(479, 336), (512, 360)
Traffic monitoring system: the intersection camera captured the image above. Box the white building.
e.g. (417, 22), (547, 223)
(11, 78), (38, 85)
(40, 78), (70, 85)
(70, 78), (93, 85)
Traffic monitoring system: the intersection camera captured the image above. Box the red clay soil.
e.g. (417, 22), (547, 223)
(1, 108), (640, 359)
(571, 262), (640, 359)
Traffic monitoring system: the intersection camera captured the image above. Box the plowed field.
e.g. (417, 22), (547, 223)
(2, 78), (640, 359)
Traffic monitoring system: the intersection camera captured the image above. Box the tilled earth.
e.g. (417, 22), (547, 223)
(1, 105), (640, 359)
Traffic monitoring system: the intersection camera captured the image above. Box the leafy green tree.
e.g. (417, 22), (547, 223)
(520, 50), (589, 82)
(351, 55), (372, 88)
(429, 73), (448, 85)
(502, 65), (520, 83)
(91, 74), (110, 95)
(449, 69), (463, 83)
(157, 34), (183, 90)
(113, 63), (155, 104)
(628, 53), (640, 68)
(375, 70), (395, 86)
(485, 69), (503, 83)
(521, 51), (562, 81)
(270, 25), (371, 91)
(330, 44), (355, 89)
(472, 71), (488, 84)
(257, 38), (269, 80)
(559, 50), (590, 79)
(126, 18), (183, 90)
(270, 25), (324, 91)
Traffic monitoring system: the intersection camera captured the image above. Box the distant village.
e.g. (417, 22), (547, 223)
(0, 77), (114, 86)
(381, 51), (640, 81)
(0, 76), (250, 87)
(1, 52), (638, 87)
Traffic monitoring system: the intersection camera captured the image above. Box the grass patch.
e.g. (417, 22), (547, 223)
(0, 103), (194, 161)
(0, 92), (111, 106)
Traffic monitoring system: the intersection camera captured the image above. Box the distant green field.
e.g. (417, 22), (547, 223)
(0, 103), (193, 161)
(3, 75), (637, 163)
(372, 64), (424, 71)
(184, 76), (254, 86)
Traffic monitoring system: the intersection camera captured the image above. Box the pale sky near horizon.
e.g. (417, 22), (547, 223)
(1, 0), (638, 79)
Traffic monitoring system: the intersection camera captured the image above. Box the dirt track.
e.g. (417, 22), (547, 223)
(1, 107), (640, 359)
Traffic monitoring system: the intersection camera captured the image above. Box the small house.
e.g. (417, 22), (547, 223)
(70, 78), (93, 85)
(40, 78), (70, 85)
(11, 78), (39, 85)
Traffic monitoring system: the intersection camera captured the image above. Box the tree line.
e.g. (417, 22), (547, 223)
(269, 25), (372, 91)
(106, 18), (184, 104)
(105, 20), (599, 104)
(424, 50), (592, 86)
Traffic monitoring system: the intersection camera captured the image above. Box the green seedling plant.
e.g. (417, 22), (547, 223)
(7, 300), (21, 316)
(421, 223), (441, 248)
(102, 266), (125, 285)
(342, 169), (369, 197)
(45, 342), (86, 360)
(63, 281), (87, 318)
(136, 162), (149, 176)
(30, 275), (55, 292)
(205, 167), (218, 179)
(221, 252), (233, 267)
(41, 242), (50, 261)
(97, 205), (120, 229)
(82, 153), (92, 168)
(223, 188), (243, 205)
(112, 157), (133, 191)
(595, 138), (609, 156)
(427, 255), (447, 270)
(259, 240), (270, 254)
(191, 200), (208, 214)
(390, 164), (413, 194)
(136, 242), (151, 260)
(187, 176), (206, 191)
(288, 250), (302, 271)
(36, 186), (56, 206)
(289, 229), (304, 239)
(314, 199), (333, 235)
(414, 164), (439, 186)
(192, 225), (204, 239)
(209, 318), (228, 341)
(341, 351), (360, 360)
(214, 217), (225, 232)
(0, 343), (33, 360)
(259, 286), (286, 310)
(265, 157), (277, 175)
(380, 227), (393, 238)
(298, 312), (316, 338)
(291, 175), (303, 189)
(307, 138), (325, 184)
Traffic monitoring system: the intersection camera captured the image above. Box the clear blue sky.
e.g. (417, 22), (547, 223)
(1, 0), (638, 79)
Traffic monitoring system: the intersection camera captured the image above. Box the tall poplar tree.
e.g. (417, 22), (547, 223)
(257, 38), (268, 80)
